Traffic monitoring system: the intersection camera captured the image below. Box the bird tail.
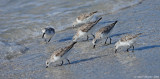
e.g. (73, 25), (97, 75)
(112, 20), (118, 26)
(90, 11), (98, 15)
(114, 20), (118, 24)
(65, 42), (77, 51)
(136, 33), (142, 36)
(133, 33), (142, 38)
(108, 20), (118, 29)
(94, 17), (102, 24)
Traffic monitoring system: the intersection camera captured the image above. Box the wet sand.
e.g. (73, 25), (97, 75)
(0, 0), (160, 79)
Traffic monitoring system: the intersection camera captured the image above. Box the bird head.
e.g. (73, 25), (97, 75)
(42, 28), (47, 33)
(115, 41), (120, 49)
(46, 59), (51, 68)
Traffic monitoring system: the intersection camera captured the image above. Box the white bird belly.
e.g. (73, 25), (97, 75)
(44, 34), (53, 38)
(120, 40), (134, 46)
(76, 19), (83, 23)
(54, 55), (61, 61)
(119, 42), (130, 46)
(78, 30), (87, 37)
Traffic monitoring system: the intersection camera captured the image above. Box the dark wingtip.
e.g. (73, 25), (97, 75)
(97, 17), (102, 22)
(72, 41), (77, 45)
(90, 11), (98, 15)
(114, 20), (118, 24)
(46, 66), (48, 68)
(94, 17), (102, 24)
(111, 20), (118, 26)
(135, 33), (142, 37)
(93, 11), (98, 13)
(99, 17), (102, 20)
(91, 34), (95, 38)
(137, 33), (142, 35)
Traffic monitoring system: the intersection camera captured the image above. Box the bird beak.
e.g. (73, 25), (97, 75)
(42, 33), (45, 38)
(46, 66), (48, 68)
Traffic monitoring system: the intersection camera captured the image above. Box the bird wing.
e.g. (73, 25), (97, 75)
(77, 11), (98, 21)
(101, 21), (117, 34)
(55, 48), (65, 57)
(100, 26), (111, 34)
(120, 35), (134, 42)
(79, 23), (95, 32)
(77, 13), (90, 21)
(79, 17), (102, 32)
(54, 42), (76, 57)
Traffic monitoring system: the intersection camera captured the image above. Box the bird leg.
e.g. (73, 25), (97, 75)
(48, 37), (52, 42)
(104, 37), (108, 45)
(109, 37), (112, 44)
(93, 45), (96, 48)
(56, 61), (63, 66)
(44, 39), (48, 44)
(115, 49), (117, 53)
(126, 46), (132, 52)
(132, 45), (134, 52)
(66, 59), (70, 64)
(86, 35), (89, 41)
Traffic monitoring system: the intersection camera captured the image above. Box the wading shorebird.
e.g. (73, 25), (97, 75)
(115, 33), (142, 53)
(46, 42), (77, 68)
(73, 17), (102, 42)
(92, 21), (118, 48)
(42, 27), (55, 43)
(73, 11), (98, 27)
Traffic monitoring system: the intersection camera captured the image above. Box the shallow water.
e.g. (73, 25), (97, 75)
(1, 0), (160, 79)
(0, 0), (142, 41)
(0, 0), (142, 64)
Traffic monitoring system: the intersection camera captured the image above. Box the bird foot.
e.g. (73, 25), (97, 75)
(104, 43), (110, 46)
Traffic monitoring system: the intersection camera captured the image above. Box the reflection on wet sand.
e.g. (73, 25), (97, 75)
(45, 66), (76, 79)
(115, 52), (139, 73)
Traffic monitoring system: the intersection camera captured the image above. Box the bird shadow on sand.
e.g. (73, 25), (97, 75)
(65, 54), (108, 65)
(135, 45), (160, 50)
(58, 36), (73, 42)
(99, 21), (117, 25)
(110, 32), (131, 38)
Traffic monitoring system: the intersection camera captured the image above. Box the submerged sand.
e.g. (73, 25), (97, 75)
(0, 0), (160, 79)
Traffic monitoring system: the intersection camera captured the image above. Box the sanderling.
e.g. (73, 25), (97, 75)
(73, 11), (98, 27)
(92, 21), (118, 48)
(115, 33), (142, 53)
(73, 17), (102, 42)
(42, 27), (55, 43)
(46, 42), (77, 68)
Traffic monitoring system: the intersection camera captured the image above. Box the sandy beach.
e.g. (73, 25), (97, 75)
(0, 0), (160, 79)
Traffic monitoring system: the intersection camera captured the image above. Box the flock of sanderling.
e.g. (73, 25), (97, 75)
(42, 11), (142, 68)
